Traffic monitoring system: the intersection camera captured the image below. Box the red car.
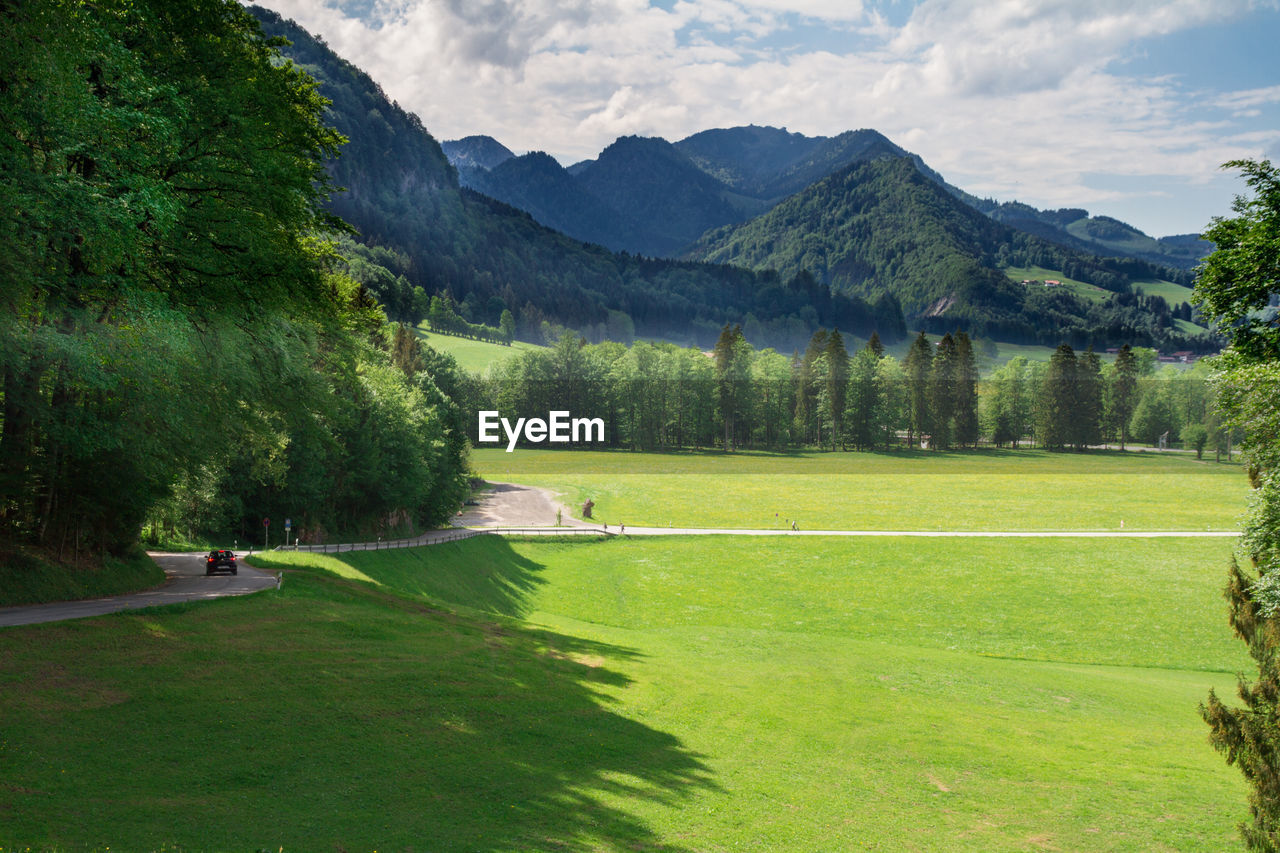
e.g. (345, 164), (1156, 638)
(205, 550), (238, 576)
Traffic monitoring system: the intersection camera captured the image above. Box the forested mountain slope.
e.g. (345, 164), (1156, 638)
(252, 7), (898, 349)
(688, 158), (1214, 349)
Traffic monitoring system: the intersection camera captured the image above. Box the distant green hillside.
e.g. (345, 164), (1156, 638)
(688, 158), (1215, 351)
(979, 201), (1209, 271)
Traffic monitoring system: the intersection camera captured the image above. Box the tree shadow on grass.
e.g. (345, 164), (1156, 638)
(302, 534), (552, 619)
(0, 564), (721, 851)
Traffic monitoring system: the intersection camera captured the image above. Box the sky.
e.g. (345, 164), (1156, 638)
(254, 0), (1280, 237)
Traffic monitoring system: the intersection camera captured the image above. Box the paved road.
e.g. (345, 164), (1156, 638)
(0, 552), (277, 629)
(591, 526), (1239, 537)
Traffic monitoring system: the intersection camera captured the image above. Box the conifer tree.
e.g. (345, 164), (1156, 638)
(953, 332), (980, 448)
(929, 333), (958, 450)
(1038, 345), (1077, 450)
(1111, 344), (1140, 450)
(824, 330), (851, 450)
(1075, 347), (1103, 449)
(904, 333), (933, 449)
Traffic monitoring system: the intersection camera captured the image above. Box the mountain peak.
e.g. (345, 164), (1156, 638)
(441, 135), (516, 171)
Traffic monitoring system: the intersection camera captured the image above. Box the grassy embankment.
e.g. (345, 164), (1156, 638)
(473, 446), (1246, 532)
(0, 546), (164, 608)
(0, 528), (1249, 851)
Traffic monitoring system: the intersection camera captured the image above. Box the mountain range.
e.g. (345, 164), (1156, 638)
(444, 127), (1210, 273)
(256, 6), (1215, 354)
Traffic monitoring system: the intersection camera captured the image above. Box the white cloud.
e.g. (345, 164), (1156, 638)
(254, 0), (1274, 234)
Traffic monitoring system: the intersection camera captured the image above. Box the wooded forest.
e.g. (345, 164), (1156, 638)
(0, 0), (470, 557)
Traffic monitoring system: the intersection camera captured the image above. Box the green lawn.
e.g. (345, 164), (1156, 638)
(1133, 278), (1196, 306)
(414, 325), (545, 374)
(1, 534), (1247, 850)
(473, 447), (1247, 532)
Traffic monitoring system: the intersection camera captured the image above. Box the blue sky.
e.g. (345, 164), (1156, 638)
(258, 0), (1280, 237)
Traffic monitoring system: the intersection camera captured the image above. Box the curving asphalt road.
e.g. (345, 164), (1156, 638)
(0, 552), (277, 629)
(2, 486), (1238, 629)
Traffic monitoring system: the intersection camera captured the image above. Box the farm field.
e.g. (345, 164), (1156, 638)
(473, 447), (1247, 532)
(414, 325), (545, 373)
(1003, 265), (1113, 302)
(0, 534), (1247, 850)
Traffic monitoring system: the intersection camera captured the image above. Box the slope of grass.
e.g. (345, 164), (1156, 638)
(1131, 278), (1196, 306)
(0, 534), (1248, 851)
(414, 325), (546, 374)
(473, 447), (1247, 531)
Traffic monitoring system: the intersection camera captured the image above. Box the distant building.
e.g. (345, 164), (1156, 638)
(1044, 279), (1061, 287)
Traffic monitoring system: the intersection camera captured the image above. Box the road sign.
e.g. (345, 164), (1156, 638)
(263, 517), (270, 527)
(285, 518), (292, 530)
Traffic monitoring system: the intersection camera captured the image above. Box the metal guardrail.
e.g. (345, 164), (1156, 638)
(274, 526), (610, 553)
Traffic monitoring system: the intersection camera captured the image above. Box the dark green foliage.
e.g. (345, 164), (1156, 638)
(1195, 160), (1280, 362)
(823, 330), (851, 450)
(929, 334), (959, 450)
(1075, 348), (1104, 449)
(1111, 345), (1140, 449)
(0, 0), (339, 555)
(904, 333), (934, 448)
(953, 333), (980, 448)
(1199, 161), (1280, 851)
(1038, 346), (1079, 450)
(0, 0), (471, 564)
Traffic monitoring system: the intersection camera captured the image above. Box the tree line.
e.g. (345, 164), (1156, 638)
(465, 328), (1227, 456)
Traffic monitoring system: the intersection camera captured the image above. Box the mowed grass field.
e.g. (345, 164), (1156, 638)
(0, 533), (1249, 851)
(414, 325), (545, 374)
(473, 447), (1247, 532)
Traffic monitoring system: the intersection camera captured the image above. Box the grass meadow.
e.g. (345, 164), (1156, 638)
(0, 529), (1251, 851)
(472, 447), (1247, 533)
(414, 325), (545, 374)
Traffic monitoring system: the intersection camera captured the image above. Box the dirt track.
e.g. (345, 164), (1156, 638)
(453, 482), (592, 528)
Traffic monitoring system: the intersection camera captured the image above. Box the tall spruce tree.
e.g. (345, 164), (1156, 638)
(1111, 344), (1140, 450)
(953, 332), (980, 449)
(929, 334), (958, 450)
(904, 332), (933, 449)
(1038, 345), (1078, 450)
(824, 330), (851, 450)
(1075, 347), (1104, 450)
(846, 347), (881, 451)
